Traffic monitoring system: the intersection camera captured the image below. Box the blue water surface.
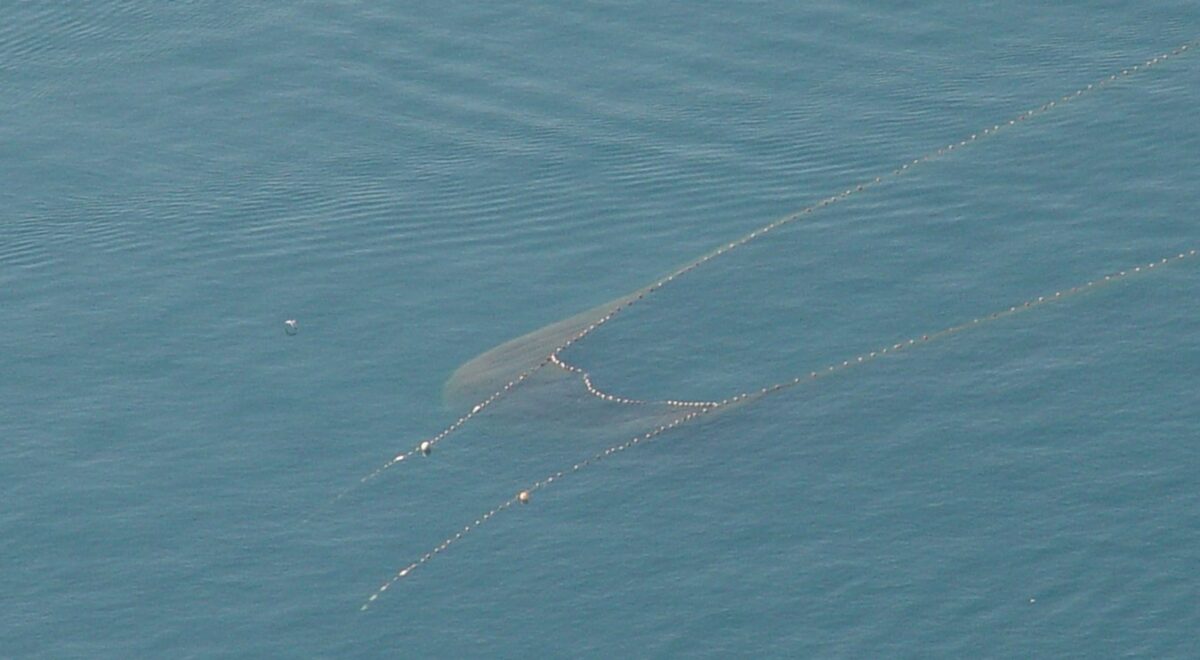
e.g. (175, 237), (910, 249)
(3, 2), (1199, 657)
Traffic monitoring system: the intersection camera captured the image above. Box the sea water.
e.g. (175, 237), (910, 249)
(2, 2), (1198, 657)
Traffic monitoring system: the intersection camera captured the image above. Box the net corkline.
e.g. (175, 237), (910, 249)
(353, 41), (1195, 610)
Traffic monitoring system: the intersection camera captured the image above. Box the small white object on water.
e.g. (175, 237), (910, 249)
(518, 490), (531, 505)
(419, 440), (432, 456)
(284, 319), (299, 335)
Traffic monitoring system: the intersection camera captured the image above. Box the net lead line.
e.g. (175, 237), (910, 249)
(361, 248), (1197, 610)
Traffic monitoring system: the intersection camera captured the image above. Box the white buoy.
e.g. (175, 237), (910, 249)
(518, 490), (531, 505)
(284, 319), (299, 335)
(419, 441), (432, 456)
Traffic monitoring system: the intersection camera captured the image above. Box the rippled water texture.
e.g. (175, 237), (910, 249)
(3, 2), (1199, 657)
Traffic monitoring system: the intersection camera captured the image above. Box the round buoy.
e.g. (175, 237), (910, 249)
(419, 441), (432, 456)
(517, 490), (530, 505)
(284, 319), (299, 336)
